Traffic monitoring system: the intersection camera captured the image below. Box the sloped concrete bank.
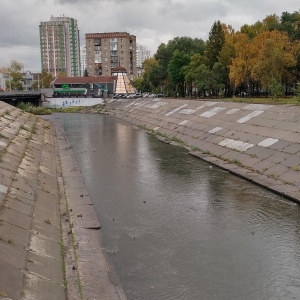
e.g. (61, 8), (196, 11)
(0, 101), (125, 300)
(105, 97), (300, 204)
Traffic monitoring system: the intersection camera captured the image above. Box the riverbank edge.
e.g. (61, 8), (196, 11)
(0, 100), (127, 300)
(101, 98), (300, 206)
(52, 117), (127, 300)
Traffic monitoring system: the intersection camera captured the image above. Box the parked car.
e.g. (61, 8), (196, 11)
(156, 93), (165, 98)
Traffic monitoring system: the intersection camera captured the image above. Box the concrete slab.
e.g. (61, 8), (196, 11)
(26, 250), (64, 285)
(1, 206), (32, 230)
(281, 156), (300, 168)
(282, 143), (300, 155)
(283, 132), (300, 143)
(0, 262), (23, 299)
(70, 203), (101, 229)
(27, 232), (61, 261)
(281, 169), (300, 186)
(0, 221), (30, 248)
(34, 188), (60, 228)
(22, 272), (65, 300)
(5, 196), (32, 216)
(263, 164), (289, 178)
(245, 146), (277, 159)
(8, 187), (35, 205)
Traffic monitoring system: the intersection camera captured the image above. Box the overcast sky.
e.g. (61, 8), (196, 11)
(1, 0), (299, 73)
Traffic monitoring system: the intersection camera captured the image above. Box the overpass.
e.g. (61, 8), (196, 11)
(0, 91), (42, 106)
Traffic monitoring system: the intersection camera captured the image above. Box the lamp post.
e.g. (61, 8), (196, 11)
(8, 73), (11, 91)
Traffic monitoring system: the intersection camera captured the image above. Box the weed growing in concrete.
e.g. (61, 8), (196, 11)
(191, 146), (200, 151)
(171, 136), (186, 146)
(45, 219), (51, 225)
(232, 159), (243, 166)
(31, 125), (37, 134)
(202, 150), (211, 154)
(293, 165), (299, 171)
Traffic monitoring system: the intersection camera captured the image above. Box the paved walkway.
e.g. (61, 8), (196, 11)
(106, 98), (300, 204)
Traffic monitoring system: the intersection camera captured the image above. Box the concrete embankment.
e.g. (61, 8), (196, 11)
(105, 97), (300, 203)
(0, 102), (125, 300)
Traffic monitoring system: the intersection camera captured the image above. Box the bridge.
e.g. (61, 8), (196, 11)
(0, 91), (42, 106)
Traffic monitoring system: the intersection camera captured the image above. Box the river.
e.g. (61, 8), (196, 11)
(57, 113), (300, 300)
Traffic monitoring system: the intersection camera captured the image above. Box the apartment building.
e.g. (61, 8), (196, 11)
(85, 32), (137, 79)
(136, 44), (151, 77)
(39, 16), (80, 77)
(136, 45), (151, 68)
(80, 45), (87, 76)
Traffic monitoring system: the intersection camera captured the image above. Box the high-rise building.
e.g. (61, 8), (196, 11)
(39, 16), (80, 77)
(85, 32), (137, 79)
(136, 45), (151, 68)
(136, 44), (151, 77)
(80, 45), (87, 76)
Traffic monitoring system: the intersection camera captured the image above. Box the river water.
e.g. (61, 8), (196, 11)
(57, 113), (300, 300)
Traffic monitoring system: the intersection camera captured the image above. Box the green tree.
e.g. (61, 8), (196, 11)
(240, 21), (264, 39)
(154, 36), (206, 95)
(31, 81), (39, 91)
(140, 58), (161, 92)
(269, 76), (283, 100)
(263, 14), (281, 31)
(184, 54), (206, 97)
(205, 20), (225, 68)
(5, 60), (24, 90)
(167, 50), (191, 97)
(131, 77), (144, 92)
(280, 11), (300, 41)
(41, 71), (54, 88)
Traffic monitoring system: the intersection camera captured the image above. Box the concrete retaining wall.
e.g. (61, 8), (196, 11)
(43, 97), (104, 108)
(106, 98), (300, 203)
(0, 102), (124, 300)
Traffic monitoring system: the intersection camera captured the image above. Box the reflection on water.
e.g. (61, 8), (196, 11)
(58, 113), (300, 300)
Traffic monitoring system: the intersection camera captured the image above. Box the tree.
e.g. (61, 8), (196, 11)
(229, 33), (254, 94)
(31, 81), (39, 91)
(240, 21), (264, 39)
(263, 14), (281, 31)
(131, 77), (144, 93)
(205, 20), (225, 68)
(219, 24), (237, 97)
(184, 54), (206, 97)
(41, 71), (54, 88)
(280, 11), (300, 41)
(269, 76), (283, 100)
(139, 58), (161, 92)
(5, 60), (24, 90)
(154, 36), (206, 94)
(250, 30), (297, 89)
(167, 50), (191, 97)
